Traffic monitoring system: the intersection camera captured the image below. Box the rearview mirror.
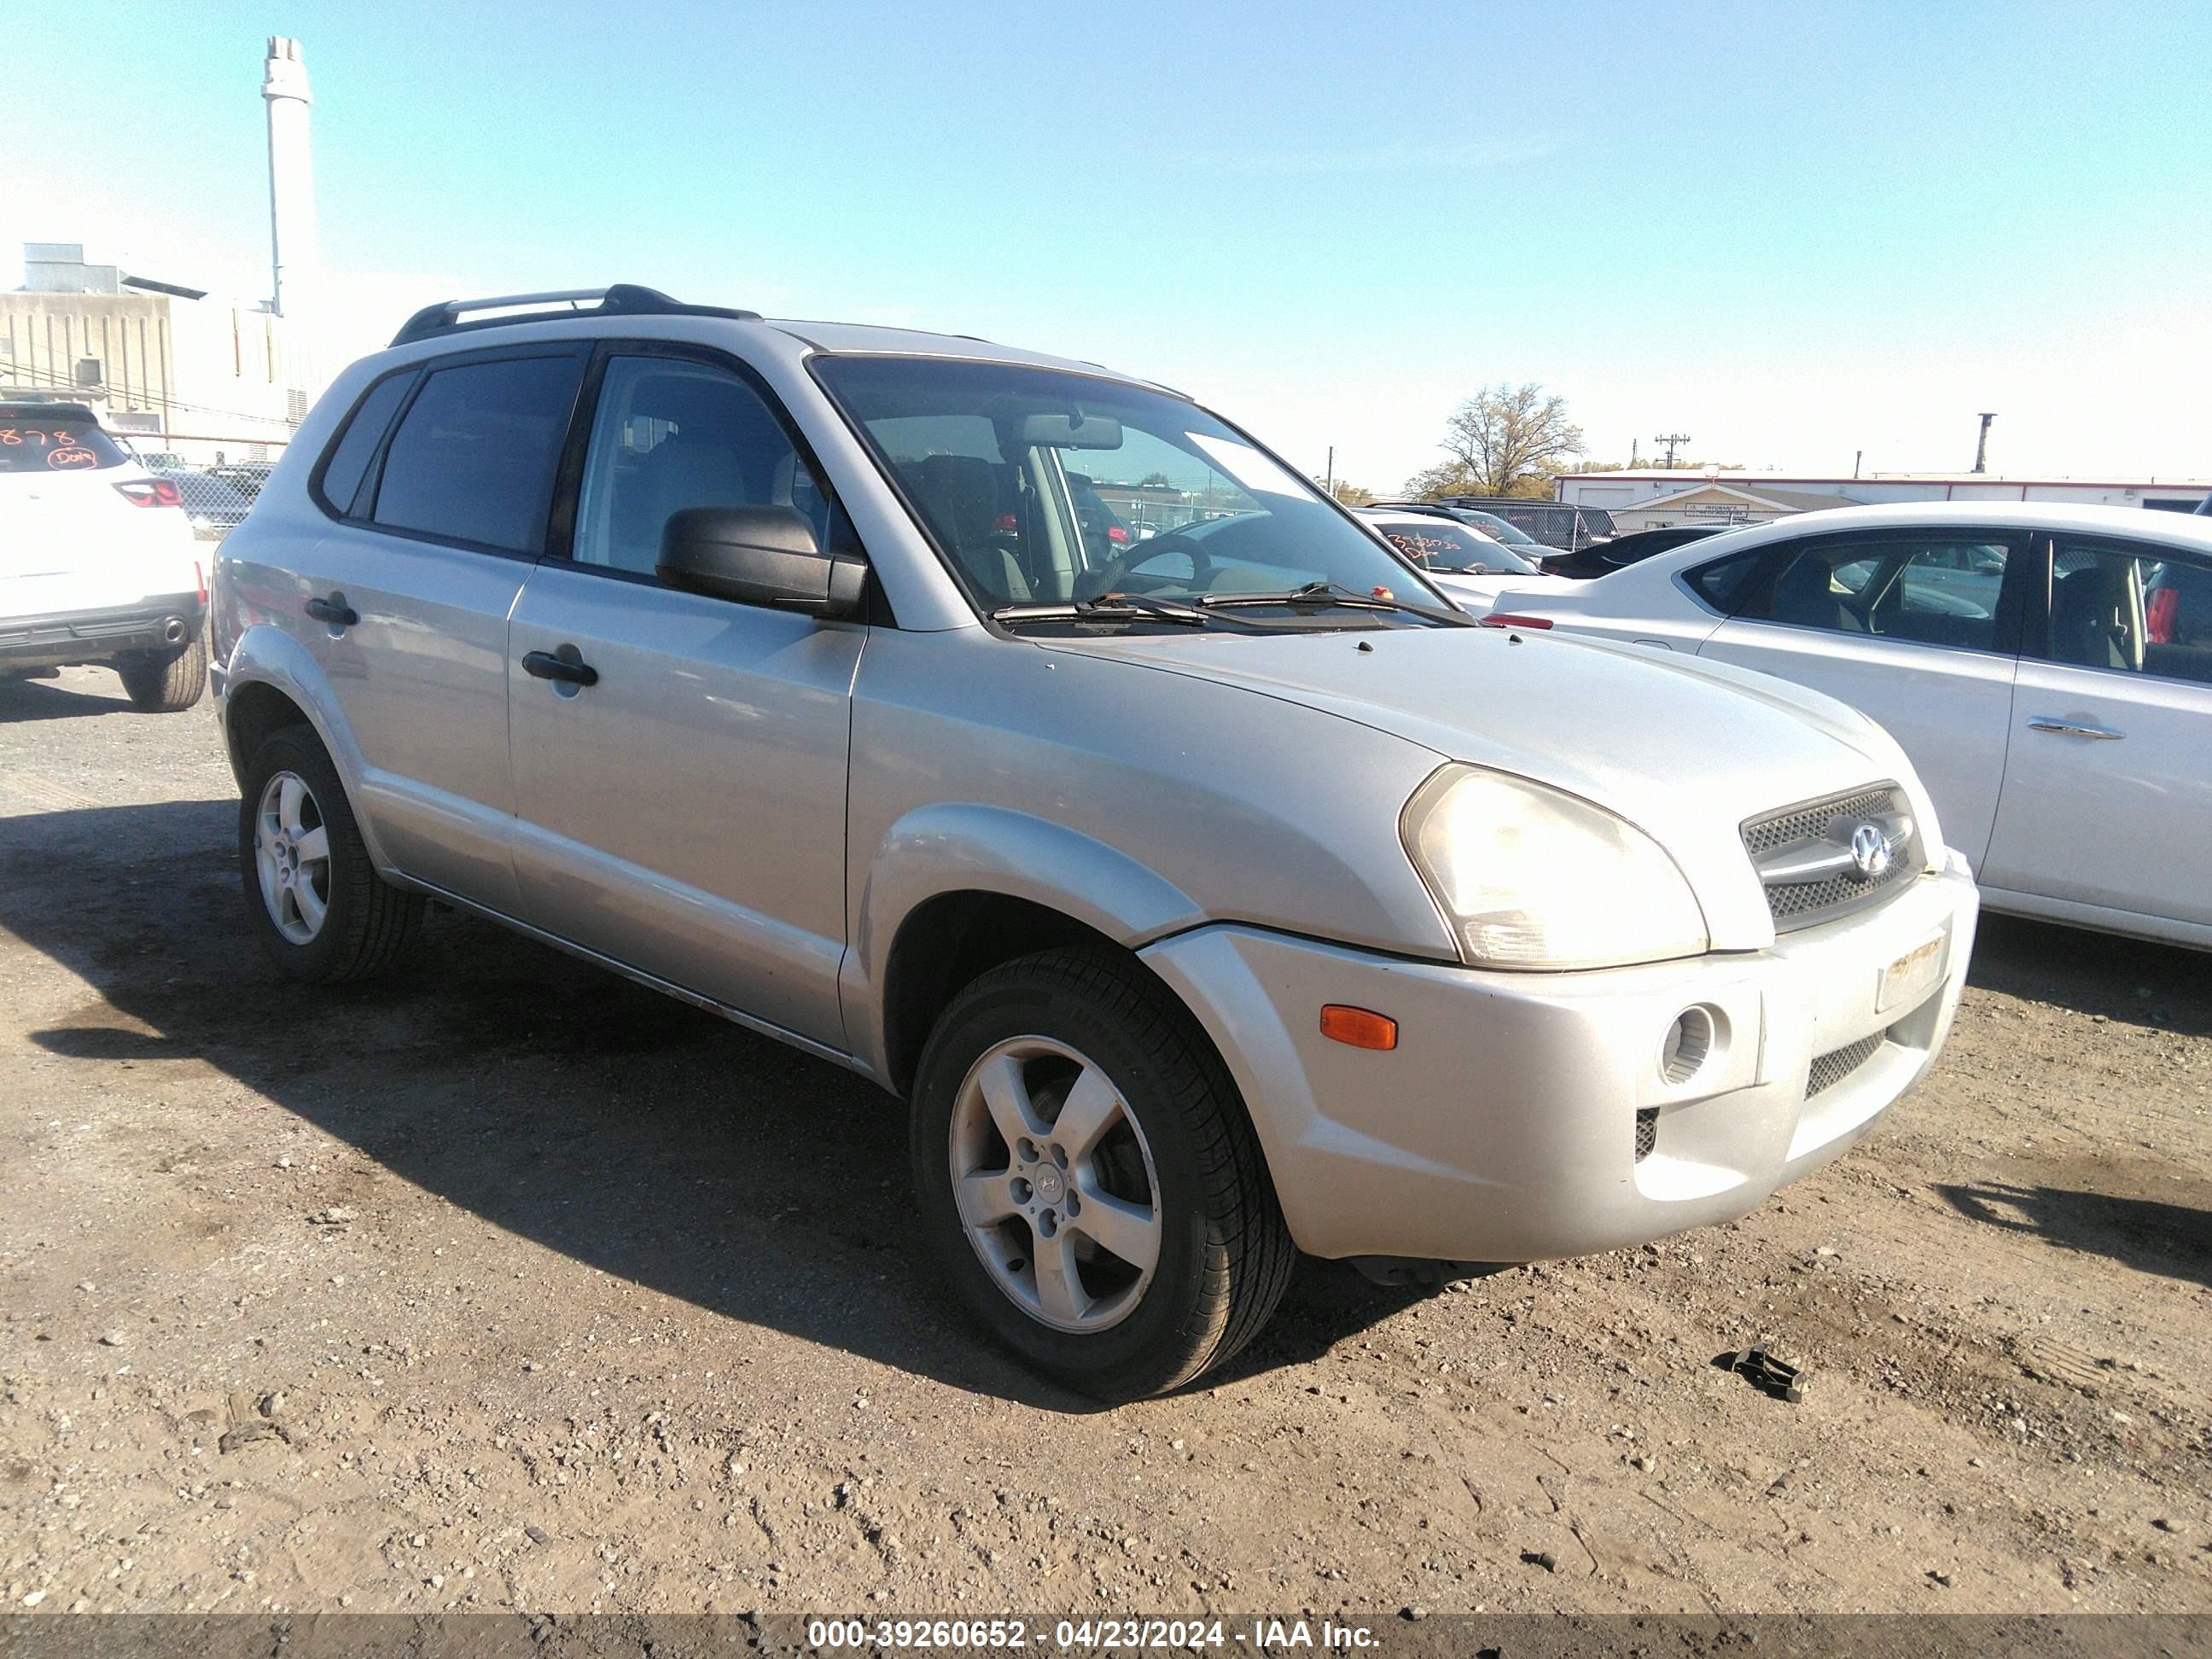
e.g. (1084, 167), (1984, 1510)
(656, 506), (867, 618)
(1019, 411), (1123, 450)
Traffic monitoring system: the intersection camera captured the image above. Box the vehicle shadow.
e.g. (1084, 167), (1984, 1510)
(1968, 912), (2211, 1039)
(0, 676), (137, 721)
(1933, 1179), (2211, 1290)
(4, 797), (1407, 1410)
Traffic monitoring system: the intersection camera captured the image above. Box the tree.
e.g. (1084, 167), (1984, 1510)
(1405, 382), (1584, 500)
(1311, 475), (1374, 505)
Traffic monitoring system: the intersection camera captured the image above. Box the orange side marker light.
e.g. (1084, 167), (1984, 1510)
(1319, 1004), (1398, 1051)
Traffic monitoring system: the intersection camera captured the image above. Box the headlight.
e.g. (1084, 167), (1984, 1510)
(1400, 765), (1708, 970)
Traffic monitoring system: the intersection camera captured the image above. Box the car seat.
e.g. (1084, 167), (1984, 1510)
(1771, 554), (1860, 632)
(914, 454), (1029, 602)
(2049, 562), (2139, 671)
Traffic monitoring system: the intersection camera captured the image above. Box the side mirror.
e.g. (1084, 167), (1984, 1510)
(656, 505), (868, 619)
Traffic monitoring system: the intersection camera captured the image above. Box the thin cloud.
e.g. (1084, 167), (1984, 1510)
(1193, 137), (1558, 174)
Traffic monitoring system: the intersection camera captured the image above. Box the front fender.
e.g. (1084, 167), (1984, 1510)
(218, 622), (398, 876)
(841, 802), (1206, 1080)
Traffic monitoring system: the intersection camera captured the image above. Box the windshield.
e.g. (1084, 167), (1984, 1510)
(816, 357), (1447, 622)
(0, 414), (128, 474)
(1368, 519), (1541, 576)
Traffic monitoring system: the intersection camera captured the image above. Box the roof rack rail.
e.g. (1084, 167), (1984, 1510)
(389, 284), (761, 347)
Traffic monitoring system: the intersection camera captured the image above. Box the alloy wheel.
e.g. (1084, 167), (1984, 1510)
(948, 1036), (1164, 1333)
(253, 770), (332, 945)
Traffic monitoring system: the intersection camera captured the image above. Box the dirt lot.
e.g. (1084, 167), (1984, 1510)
(2, 664), (2208, 1621)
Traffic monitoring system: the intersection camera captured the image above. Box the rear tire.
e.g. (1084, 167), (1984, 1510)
(239, 725), (422, 982)
(115, 630), (207, 713)
(911, 946), (1295, 1400)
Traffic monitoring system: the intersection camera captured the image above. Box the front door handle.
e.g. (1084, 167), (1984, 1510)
(304, 595), (358, 627)
(521, 648), (599, 688)
(2026, 715), (2123, 740)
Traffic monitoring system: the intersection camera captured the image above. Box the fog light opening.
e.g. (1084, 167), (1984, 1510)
(1660, 1004), (1719, 1086)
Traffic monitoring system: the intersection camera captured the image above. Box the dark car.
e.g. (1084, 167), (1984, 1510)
(208, 463), (273, 504)
(1541, 523), (1732, 579)
(1437, 496), (1617, 553)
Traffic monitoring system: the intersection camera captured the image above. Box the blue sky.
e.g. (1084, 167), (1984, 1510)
(6, 2), (2209, 488)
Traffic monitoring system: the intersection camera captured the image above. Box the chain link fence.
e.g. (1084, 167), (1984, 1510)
(128, 437), (287, 543)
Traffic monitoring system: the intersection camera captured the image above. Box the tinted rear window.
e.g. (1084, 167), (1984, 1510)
(317, 371), (415, 516)
(0, 415), (128, 474)
(370, 354), (584, 551)
(1686, 548), (1764, 612)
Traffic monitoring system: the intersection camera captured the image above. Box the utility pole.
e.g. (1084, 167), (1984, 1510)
(1654, 433), (1692, 468)
(1324, 445), (1334, 497)
(1971, 413), (1997, 474)
(1630, 437), (1639, 466)
(1854, 450), (1863, 478)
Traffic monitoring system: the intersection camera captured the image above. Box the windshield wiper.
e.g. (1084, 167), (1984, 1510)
(1197, 580), (1474, 626)
(992, 595), (1247, 630)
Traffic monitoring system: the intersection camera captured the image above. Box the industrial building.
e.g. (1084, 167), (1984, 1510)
(0, 38), (324, 463)
(1557, 468), (2212, 527)
(1, 244), (307, 459)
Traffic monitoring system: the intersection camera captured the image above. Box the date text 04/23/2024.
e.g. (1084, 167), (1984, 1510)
(805, 1617), (1382, 1651)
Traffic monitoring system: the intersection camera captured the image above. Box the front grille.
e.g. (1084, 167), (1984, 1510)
(1742, 786), (1897, 857)
(1806, 1031), (1885, 1097)
(1633, 1107), (1658, 1162)
(1743, 783), (1919, 932)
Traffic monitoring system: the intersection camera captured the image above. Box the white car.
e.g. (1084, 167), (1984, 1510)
(1483, 502), (2212, 950)
(1, 402), (209, 710)
(1354, 506), (1571, 611)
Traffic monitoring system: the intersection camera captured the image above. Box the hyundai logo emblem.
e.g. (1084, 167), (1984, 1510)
(1848, 823), (1892, 882)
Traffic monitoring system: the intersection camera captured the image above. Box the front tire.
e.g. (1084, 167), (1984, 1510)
(911, 946), (1294, 1400)
(238, 725), (422, 982)
(115, 631), (207, 713)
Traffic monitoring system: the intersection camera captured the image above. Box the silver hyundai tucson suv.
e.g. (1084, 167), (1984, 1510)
(210, 285), (1980, 1399)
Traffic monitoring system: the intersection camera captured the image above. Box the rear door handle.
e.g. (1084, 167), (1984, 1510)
(2026, 716), (2123, 740)
(521, 649), (599, 688)
(304, 595), (358, 627)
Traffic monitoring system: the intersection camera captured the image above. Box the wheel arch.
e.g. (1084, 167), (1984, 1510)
(218, 623), (394, 872)
(849, 804), (1211, 1094)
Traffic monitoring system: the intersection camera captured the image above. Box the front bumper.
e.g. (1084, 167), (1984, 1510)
(0, 593), (206, 671)
(1139, 852), (1979, 1263)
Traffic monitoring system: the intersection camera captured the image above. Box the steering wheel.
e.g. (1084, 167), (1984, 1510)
(1075, 531), (1217, 599)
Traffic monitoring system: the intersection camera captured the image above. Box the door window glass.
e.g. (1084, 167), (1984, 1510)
(2044, 540), (2212, 685)
(316, 370), (414, 516)
(1684, 548), (1762, 613)
(371, 354), (584, 551)
(1743, 537), (2011, 650)
(572, 357), (831, 575)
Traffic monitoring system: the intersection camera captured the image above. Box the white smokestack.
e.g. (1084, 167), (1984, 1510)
(262, 36), (317, 320)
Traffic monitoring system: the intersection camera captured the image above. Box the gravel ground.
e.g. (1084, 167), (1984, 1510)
(1, 664), (2207, 1620)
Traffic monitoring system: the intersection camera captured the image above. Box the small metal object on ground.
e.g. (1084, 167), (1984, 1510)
(1719, 1339), (1806, 1402)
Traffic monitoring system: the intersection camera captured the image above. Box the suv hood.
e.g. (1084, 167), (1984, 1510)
(1041, 624), (1937, 950)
